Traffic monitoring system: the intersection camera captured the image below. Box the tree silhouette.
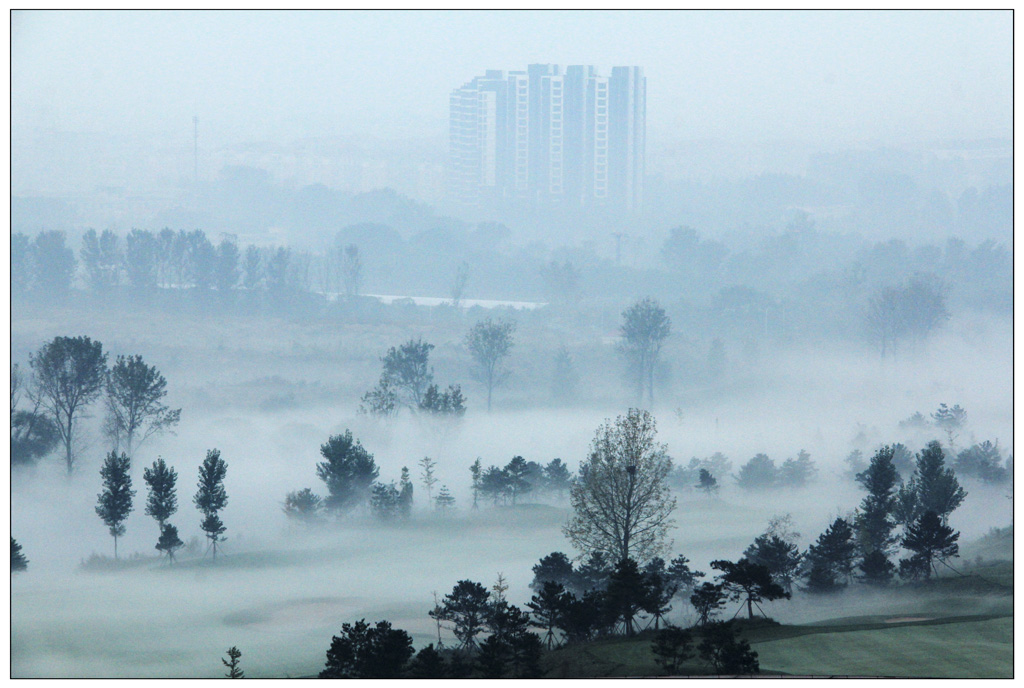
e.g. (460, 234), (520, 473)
(901, 510), (959, 578)
(96, 451), (136, 558)
(466, 318), (516, 412)
(618, 298), (670, 407)
(105, 354), (181, 458)
(317, 431), (378, 515)
(194, 449), (228, 560)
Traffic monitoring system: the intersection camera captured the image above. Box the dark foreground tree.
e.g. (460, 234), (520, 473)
(698, 621), (759, 675)
(743, 534), (802, 594)
(564, 409), (676, 563)
(711, 558), (790, 620)
(156, 523), (184, 562)
(222, 646), (244, 678)
(914, 441), (966, 522)
(430, 580), (492, 650)
(527, 581), (570, 649)
(901, 510), (960, 578)
(95, 451), (136, 558)
(11, 537), (28, 572)
(104, 354), (181, 458)
(651, 626), (693, 675)
(802, 518), (857, 592)
(406, 644), (447, 678)
(691, 582), (726, 626)
(618, 297), (671, 407)
(320, 619), (414, 678)
(30, 336), (108, 473)
(143, 457), (178, 531)
(855, 446), (900, 555)
(194, 449), (228, 560)
(316, 431), (379, 515)
(465, 318), (516, 412)
(858, 549), (896, 586)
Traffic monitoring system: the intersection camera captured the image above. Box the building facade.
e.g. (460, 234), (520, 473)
(449, 64), (645, 213)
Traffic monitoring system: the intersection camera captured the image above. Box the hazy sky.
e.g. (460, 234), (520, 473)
(12, 10), (1012, 147)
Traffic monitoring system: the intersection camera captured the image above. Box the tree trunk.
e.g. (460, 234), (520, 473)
(114, 534), (118, 560)
(747, 596), (754, 619)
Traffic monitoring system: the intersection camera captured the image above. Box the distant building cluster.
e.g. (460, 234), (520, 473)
(449, 64), (646, 213)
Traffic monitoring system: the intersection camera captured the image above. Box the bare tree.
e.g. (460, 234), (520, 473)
(30, 336), (108, 474)
(465, 318), (516, 412)
(105, 354), (181, 459)
(618, 298), (671, 407)
(564, 409), (676, 562)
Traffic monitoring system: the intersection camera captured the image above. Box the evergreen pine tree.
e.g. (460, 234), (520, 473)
(95, 451), (136, 558)
(901, 510), (960, 578)
(399, 467), (414, 519)
(802, 518), (857, 592)
(11, 537), (28, 572)
(858, 549), (896, 586)
(914, 441), (967, 521)
(419, 457), (438, 502)
(194, 449), (228, 560)
(855, 446), (900, 555)
(697, 468), (719, 495)
(435, 485), (456, 514)
(156, 523), (184, 563)
(222, 646), (244, 678)
(469, 458), (483, 510)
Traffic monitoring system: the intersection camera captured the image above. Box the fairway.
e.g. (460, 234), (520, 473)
(752, 616), (1013, 678)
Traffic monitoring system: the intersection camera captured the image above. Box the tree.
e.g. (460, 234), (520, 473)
(955, 441), (1009, 484)
(419, 456), (438, 503)
(222, 646), (244, 678)
(143, 457), (178, 531)
(465, 318), (516, 412)
(543, 459), (572, 502)
(735, 454), (778, 490)
(32, 230), (77, 295)
(605, 557), (648, 635)
(470, 458), (483, 509)
(435, 485), (456, 514)
(283, 488), (323, 524)
(530, 551), (576, 592)
(931, 403), (967, 451)
(802, 518), (857, 592)
(316, 431), (379, 515)
(80, 228), (121, 292)
(527, 580), (569, 649)
(194, 449), (228, 560)
(698, 621), (759, 675)
(215, 239), (240, 293)
(696, 468), (719, 495)
(504, 456), (532, 505)
(652, 626), (693, 675)
(449, 260), (469, 306)
(855, 446), (900, 555)
(480, 600), (542, 678)
(419, 384), (466, 417)
(125, 229), (158, 291)
(550, 346), (579, 404)
(320, 619), (414, 678)
(858, 549), (896, 586)
(381, 339), (435, 410)
(105, 354), (181, 459)
(11, 537), (28, 573)
(690, 583), (726, 626)
(901, 510), (960, 579)
(371, 482), (402, 521)
(398, 467), (414, 519)
(407, 644), (448, 678)
(242, 245), (263, 291)
(11, 363), (60, 466)
(359, 377), (398, 417)
(30, 336), (108, 474)
(186, 230), (217, 290)
(575, 551), (613, 592)
(641, 558), (677, 630)
(779, 450), (816, 487)
(95, 451), (136, 558)
(711, 558), (790, 619)
(743, 534), (802, 594)
(341, 244), (362, 298)
(914, 441), (966, 522)
(429, 580), (492, 650)
(618, 297), (671, 407)
(156, 523), (184, 562)
(564, 409), (676, 562)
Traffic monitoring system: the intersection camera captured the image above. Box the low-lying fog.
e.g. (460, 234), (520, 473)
(11, 309), (1011, 677)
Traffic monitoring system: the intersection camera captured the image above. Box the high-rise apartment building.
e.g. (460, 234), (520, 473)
(448, 64), (646, 213)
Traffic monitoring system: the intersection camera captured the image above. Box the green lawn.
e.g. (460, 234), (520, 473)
(751, 616), (1012, 678)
